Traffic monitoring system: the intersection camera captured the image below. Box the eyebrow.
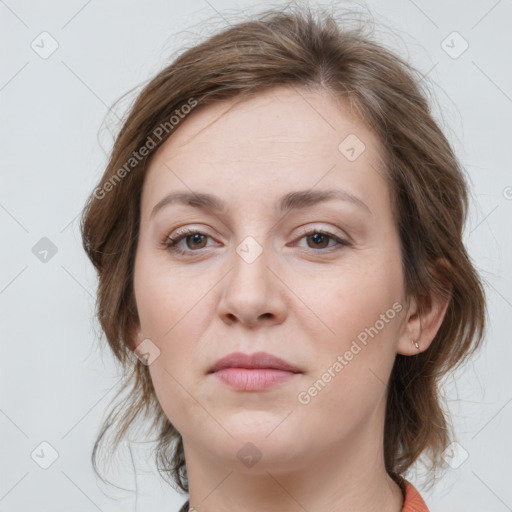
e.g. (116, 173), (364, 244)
(150, 189), (372, 218)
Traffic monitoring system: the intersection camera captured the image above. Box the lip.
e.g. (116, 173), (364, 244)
(208, 351), (301, 391)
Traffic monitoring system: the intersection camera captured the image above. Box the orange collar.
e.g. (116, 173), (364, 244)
(398, 478), (430, 512)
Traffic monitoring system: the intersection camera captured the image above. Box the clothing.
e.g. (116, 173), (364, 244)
(178, 478), (429, 511)
(398, 477), (430, 512)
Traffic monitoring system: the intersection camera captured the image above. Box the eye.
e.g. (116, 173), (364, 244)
(294, 228), (350, 252)
(164, 228), (214, 255)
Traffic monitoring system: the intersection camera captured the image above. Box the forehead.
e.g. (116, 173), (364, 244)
(141, 86), (389, 217)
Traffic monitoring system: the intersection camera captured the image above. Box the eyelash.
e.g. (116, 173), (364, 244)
(164, 227), (350, 256)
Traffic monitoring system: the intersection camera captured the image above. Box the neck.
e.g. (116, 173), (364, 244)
(183, 429), (404, 512)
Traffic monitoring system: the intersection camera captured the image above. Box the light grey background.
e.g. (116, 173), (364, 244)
(1, 0), (511, 511)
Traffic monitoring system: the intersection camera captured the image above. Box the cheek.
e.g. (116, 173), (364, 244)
(134, 254), (210, 377)
(134, 250), (199, 339)
(148, 362), (201, 435)
(138, 272), (209, 429)
(312, 259), (402, 332)
(296, 266), (403, 436)
(306, 252), (404, 378)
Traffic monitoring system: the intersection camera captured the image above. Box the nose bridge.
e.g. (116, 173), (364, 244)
(230, 234), (272, 297)
(218, 232), (286, 325)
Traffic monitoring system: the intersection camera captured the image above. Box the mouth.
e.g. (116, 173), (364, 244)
(208, 351), (302, 391)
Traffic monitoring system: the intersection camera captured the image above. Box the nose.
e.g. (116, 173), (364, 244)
(216, 240), (287, 328)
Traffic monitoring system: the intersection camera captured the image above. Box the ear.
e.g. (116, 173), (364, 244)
(397, 258), (452, 356)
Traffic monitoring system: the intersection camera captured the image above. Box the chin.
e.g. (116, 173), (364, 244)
(218, 415), (303, 455)
(222, 408), (295, 436)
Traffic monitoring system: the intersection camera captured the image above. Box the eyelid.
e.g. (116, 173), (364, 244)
(170, 225), (213, 238)
(296, 223), (347, 239)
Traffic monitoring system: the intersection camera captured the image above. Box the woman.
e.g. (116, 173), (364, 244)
(81, 4), (486, 511)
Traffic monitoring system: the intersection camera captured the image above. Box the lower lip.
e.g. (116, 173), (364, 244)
(212, 368), (298, 391)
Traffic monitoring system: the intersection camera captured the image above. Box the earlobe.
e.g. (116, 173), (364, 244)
(397, 301), (423, 356)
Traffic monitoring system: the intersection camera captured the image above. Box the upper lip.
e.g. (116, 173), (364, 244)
(208, 351), (301, 373)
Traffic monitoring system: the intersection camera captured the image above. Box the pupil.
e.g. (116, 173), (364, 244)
(310, 233), (327, 248)
(188, 233), (204, 248)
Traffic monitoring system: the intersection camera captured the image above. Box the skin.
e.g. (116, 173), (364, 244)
(132, 85), (450, 512)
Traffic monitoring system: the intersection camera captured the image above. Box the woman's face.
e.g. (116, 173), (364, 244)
(133, 86), (414, 472)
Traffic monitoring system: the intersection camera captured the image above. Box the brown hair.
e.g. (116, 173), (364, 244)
(81, 1), (486, 494)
